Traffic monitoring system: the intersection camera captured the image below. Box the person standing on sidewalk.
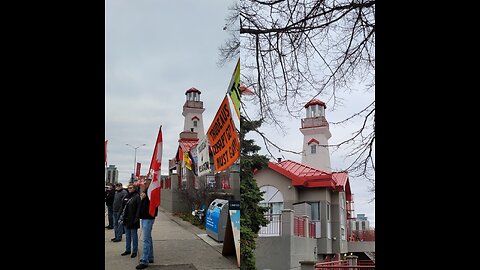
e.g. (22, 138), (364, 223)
(112, 182), (127, 242)
(121, 184), (141, 258)
(105, 183), (115, 229)
(136, 178), (158, 270)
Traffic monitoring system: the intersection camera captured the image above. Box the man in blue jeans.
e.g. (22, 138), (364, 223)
(136, 179), (158, 269)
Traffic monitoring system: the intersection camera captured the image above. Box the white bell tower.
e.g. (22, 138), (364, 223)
(300, 99), (331, 172)
(182, 87), (205, 138)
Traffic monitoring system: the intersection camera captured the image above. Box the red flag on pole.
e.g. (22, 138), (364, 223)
(105, 140), (108, 166)
(135, 162), (141, 178)
(147, 126), (162, 217)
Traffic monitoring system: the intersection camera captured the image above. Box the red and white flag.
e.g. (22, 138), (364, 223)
(147, 126), (162, 217)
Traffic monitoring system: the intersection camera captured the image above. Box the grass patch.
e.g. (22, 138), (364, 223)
(173, 212), (206, 230)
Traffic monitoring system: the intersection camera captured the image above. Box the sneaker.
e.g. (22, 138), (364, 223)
(149, 260), (154, 264)
(112, 239), (121, 242)
(110, 238), (116, 241)
(121, 251), (131, 256)
(131, 253), (137, 258)
(136, 264), (148, 269)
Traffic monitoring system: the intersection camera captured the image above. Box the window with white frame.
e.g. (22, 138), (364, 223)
(327, 203), (331, 239)
(311, 144), (316, 154)
(193, 120), (198, 127)
(308, 202), (321, 221)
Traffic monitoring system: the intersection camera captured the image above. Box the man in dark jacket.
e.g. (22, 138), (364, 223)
(112, 182), (127, 242)
(104, 183), (115, 229)
(120, 184), (141, 258)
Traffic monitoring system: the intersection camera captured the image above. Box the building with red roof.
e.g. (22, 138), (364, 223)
(254, 99), (374, 270)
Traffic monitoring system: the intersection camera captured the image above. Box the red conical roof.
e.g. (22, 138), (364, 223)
(304, 99), (326, 108)
(185, 87), (201, 94)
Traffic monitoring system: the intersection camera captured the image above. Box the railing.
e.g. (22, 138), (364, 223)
(259, 214), (281, 236)
(294, 216), (306, 237)
(347, 229), (375, 242)
(184, 100), (203, 108)
(301, 117), (328, 128)
(315, 266), (375, 269)
(358, 260), (375, 266)
(315, 260), (375, 269)
(309, 221), (316, 238)
(316, 260), (348, 267)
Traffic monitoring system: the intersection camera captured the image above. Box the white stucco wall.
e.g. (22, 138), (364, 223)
(300, 126), (331, 172)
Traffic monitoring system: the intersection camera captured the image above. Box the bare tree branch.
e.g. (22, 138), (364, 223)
(220, 0), (375, 194)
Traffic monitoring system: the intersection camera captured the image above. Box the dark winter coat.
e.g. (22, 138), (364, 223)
(122, 191), (141, 229)
(113, 189), (127, 212)
(139, 194), (158, 219)
(104, 188), (115, 206)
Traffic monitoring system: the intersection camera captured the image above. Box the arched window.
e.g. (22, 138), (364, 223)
(259, 185), (284, 215)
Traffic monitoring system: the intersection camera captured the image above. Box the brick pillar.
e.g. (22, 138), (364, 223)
(282, 209), (294, 237)
(302, 215), (309, 237)
(346, 255), (358, 270)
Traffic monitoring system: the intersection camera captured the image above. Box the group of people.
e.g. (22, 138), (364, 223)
(105, 179), (158, 269)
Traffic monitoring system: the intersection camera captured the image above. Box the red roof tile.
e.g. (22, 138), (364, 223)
(185, 87), (201, 94)
(332, 172), (352, 201)
(304, 99), (326, 108)
(268, 160), (333, 187)
(267, 160), (350, 195)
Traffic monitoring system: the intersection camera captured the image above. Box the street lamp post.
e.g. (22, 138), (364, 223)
(126, 143), (146, 183)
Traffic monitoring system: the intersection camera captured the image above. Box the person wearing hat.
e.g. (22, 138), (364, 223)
(111, 182), (127, 242)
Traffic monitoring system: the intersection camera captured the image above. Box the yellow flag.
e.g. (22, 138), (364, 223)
(184, 152), (192, 171)
(228, 58), (241, 120)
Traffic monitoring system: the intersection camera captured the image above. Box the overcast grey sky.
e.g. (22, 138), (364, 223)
(106, 0), (236, 183)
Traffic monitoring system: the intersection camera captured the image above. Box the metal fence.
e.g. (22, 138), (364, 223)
(315, 260), (375, 269)
(259, 214), (282, 236)
(294, 216), (306, 237)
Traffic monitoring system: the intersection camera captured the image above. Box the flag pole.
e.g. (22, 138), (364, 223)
(225, 58), (240, 95)
(148, 125), (162, 176)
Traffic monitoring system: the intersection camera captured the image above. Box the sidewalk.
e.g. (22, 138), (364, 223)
(105, 207), (238, 270)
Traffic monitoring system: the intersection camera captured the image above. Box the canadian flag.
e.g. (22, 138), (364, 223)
(147, 126), (162, 217)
